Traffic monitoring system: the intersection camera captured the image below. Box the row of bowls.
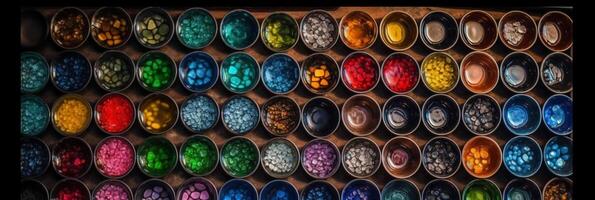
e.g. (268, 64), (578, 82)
(20, 49), (573, 95)
(20, 91), (572, 138)
(21, 172), (572, 200)
(21, 133), (573, 180)
(21, 8), (573, 52)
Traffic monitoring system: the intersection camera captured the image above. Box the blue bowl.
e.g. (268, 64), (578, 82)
(422, 179), (460, 200)
(221, 95), (260, 135)
(503, 136), (542, 177)
(381, 179), (419, 200)
(220, 9), (260, 50)
(543, 136), (573, 176)
(542, 94), (572, 135)
(260, 180), (299, 200)
(503, 178), (541, 200)
(219, 179), (258, 200)
(261, 53), (300, 94)
(341, 179), (380, 200)
(502, 94), (541, 135)
(178, 51), (219, 92)
(301, 180), (339, 200)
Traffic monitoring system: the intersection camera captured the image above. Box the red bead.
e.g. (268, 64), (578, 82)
(382, 55), (419, 93)
(343, 53), (378, 91)
(96, 93), (134, 134)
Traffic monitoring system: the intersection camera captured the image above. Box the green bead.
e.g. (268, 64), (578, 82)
(139, 52), (175, 91)
(181, 136), (218, 175)
(137, 137), (177, 177)
(262, 13), (298, 51)
(221, 137), (258, 177)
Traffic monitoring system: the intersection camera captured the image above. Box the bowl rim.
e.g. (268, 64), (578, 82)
(136, 92), (180, 135)
(497, 10), (538, 51)
(380, 52), (421, 94)
(91, 7), (133, 49)
(175, 7), (218, 50)
(381, 136), (422, 179)
(381, 95), (422, 135)
(299, 9), (340, 52)
(133, 6), (175, 49)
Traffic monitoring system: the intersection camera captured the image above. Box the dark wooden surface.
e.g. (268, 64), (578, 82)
(24, 6), (573, 198)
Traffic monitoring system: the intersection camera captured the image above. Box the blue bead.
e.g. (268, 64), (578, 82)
(261, 54), (299, 94)
(179, 52), (218, 92)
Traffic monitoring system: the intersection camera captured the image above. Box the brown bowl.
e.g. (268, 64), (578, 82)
(339, 11), (378, 50)
(498, 11), (538, 51)
(538, 11), (573, 52)
(341, 94), (381, 136)
(459, 10), (498, 50)
(381, 137), (421, 178)
(379, 11), (418, 51)
(460, 51), (499, 93)
(462, 136), (502, 178)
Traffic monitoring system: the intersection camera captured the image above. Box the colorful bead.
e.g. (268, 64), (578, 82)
(262, 13), (298, 51)
(138, 51), (175, 91)
(180, 94), (218, 133)
(342, 180), (379, 200)
(52, 179), (90, 200)
(179, 51), (218, 92)
(135, 8), (172, 47)
(177, 8), (217, 49)
(260, 180), (298, 200)
(52, 94), (91, 136)
(95, 137), (135, 178)
(382, 53), (418, 93)
(544, 136), (572, 176)
(139, 93), (178, 134)
(220, 52), (259, 93)
(342, 52), (378, 92)
(221, 137), (259, 177)
(262, 97), (300, 136)
(503, 136), (541, 177)
(179, 178), (216, 200)
(21, 95), (49, 136)
(91, 7), (131, 48)
(261, 54), (300, 94)
(301, 11), (337, 51)
(544, 179), (572, 200)
(340, 11), (376, 49)
(220, 179), (257, 200)
(220, 10), (259, 49)
(423, 138), (459, 177)
(51, 8), (89, 48)
(421, 53), (457, 93)
(21, 52), (49, 93)
(302, 140), (339, 178)
(222, 96), (259, 135)
(302, 54), (339, 94)
(137, 136), (177, 177)
(139, 181), (174, 200)
(94, 181), (132, 200)
(52, 137), (92, 178)
(95, 93), (134, 134)
(51, 52), (91, 92)
(262, 139), (298, 175)
(180, 136), (218, 176)
(94, 51), (134, 91)
(21, 137), (49, 177)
